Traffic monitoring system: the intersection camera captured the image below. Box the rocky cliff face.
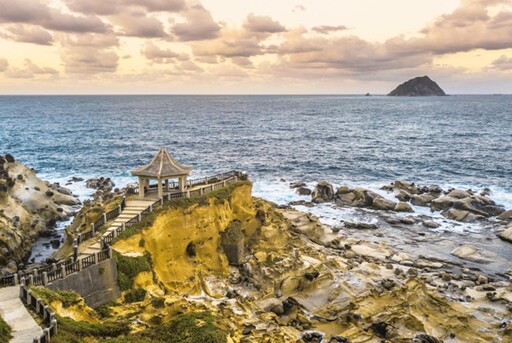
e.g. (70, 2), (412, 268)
(0, 155), (80, 273)
(388, 76), (446, 96)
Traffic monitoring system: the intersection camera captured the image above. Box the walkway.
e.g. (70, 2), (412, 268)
(0, 286), (43, 343)
(79, 198), (156, 257)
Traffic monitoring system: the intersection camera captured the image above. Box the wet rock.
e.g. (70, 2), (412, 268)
(329, 336), (349, 343)
(296, 187), (312, 196)
(407, 268), (419, 277)
(304, 270), (320, 281)
(451, 245), (492, 264)
(242, 324), (255, 335)
(412, 333), (443, 343)
(423, 220), (440, 228)
(477, 274), (488, 285)
(86, 177), (115, 191)
(447, 189), (472, 199)
(372, 197), (396, 211)
(399, 217), (415, 225)
(498, 226), (512, 243)
(394, 201), (413, 212)
(302, 331), (324, 343)
(498, 210), (512, 221)
(344, 222), (377, 230)
(5, 154), (15, 163)
(411, 194), (436, 206)
(282, 297), (299, 314)
(290, 181), (306, 189)
(442, 208), (482, 222)
(336, 186), (351, 195)
(270, 303), (284, 315)
(312, 181), (334, 203)
(430, 196), (456, 211)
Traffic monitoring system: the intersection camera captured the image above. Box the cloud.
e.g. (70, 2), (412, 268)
(112, 11), (166, 37)
(0, 58), (8, 72)
(4, 59), (58, 78)
(59, 33), (119, 73)
(143, 41), (188, 63)
(0, 0), (109, 33)
(311, 25), (348, 34)
(293, 5), (306, 12)
(490, 55), (512, 70)
(243, 14), (286, 34)
(65, 0), (185, 15)
(2, 24), (53, 45)
(172, 4), (220, 41)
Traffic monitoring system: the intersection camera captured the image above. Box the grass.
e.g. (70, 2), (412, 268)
(0, 315), (11, 343)
(52, 315), (130, 343)
(112, 180), (252, 243)
(102, 311), (227, 343)
(124, 288), (147, 303)
(222, 220), (244, 245)
(114, 251), (151, 291)
(29, 286), (81, 308)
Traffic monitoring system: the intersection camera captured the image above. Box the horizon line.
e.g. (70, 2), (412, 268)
(0, 93), (510, 96)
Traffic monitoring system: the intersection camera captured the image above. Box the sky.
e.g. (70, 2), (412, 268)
(0, 0), (511, 94)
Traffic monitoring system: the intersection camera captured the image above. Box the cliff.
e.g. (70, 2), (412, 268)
(0, 155), (80, 273)
(388, 76), (446, 96)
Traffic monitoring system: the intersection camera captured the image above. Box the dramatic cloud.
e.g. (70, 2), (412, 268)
(311, 25), (348, 34)
(112, 11), (166, 37)
(243, 14), (286, 34)
(143, 41), (188, 63)
(2, 24), (53, 45)
(0, 58), (8, 72)
(490, 55), (512, 70)
(0, 0), (108, 33)
(172, 4), (220, 41)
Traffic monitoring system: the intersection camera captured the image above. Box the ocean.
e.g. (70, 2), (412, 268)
(1, 95), (512, 258)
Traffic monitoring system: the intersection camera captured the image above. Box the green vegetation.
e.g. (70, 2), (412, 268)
(103, 311), (227, 343)
(147, 311), (227, 343)
(114, 252), (151, 291)
(124, 288), (147, 303)
(95, 301), (116, 318)
(222, 220), (244, 245)
(113, 180), (252, 243)
(52, 315), (130, 343)
(151, 297), (165, 308)
(0, 316), (12, 343)
(30, 287), (81, 308)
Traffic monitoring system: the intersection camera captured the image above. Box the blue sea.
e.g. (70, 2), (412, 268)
(1, 94), (511, 208)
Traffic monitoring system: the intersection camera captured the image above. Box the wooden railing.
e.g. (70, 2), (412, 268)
(0, 171), (247, 288)
(19, 284), (58, 343)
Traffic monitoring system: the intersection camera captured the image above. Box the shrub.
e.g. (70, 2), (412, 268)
(0, 316), (11, 343)
(124, 288), (147, 303)
(151, 297), (165, 308)
(52, 315), (130, 343)
(30, 287), (80, 308)
(114, 252), (151, 291)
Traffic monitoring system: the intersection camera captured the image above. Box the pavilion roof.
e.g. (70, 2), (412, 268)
(130, 148), (192, 178)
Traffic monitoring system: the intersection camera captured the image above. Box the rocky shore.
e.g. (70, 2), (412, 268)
(0, 155), (80, 273)
(39, 181), (511, 342)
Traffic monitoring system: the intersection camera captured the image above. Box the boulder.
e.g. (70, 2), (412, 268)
(430, 196), (457, 211)
(423, 220), (440, 228)
(392, 180), (420, 194)
(336, 186), (351, 195)
(290, 181), (306, 189)
(372, 197), (397, 211)
(447, 189), (472, 199)
(410, 194), (435, 207)
(344, 222), (377, 230)
(394, 202), (414, 212)
(296, 187), (312, 196)
(498, 226), (512, 243)
(442, 208), (482, 222)
(451, 245), (492, 264)
(311, 181), (334, 203)
(4, 154), (15, 163)
(497, 209), (512, 221)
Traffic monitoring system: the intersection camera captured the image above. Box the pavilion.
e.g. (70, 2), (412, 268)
(130, 148), (192, 198)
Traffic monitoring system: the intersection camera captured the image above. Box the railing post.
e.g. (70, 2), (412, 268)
(91, 223), (95, 235)
(52, 263), (57, 272)
(61, 265), (66, 278)
(94, 252), (99, 264)
(28, 275), (33, 286)
(122, 222), (126, 231)
(149, 204), (153, 212)
(103, 213), (107, 223)
(51, 318), (58, 335)
(35, 299), (40, 313)
(73, 244), (78, 261)
(160, 197), (163, 206)
(186, 191), (190, 198)
(13, 273), (18, 286)
(113, 229), (118, 238)
(108, 246), (113, 259)
(138, 213), (142, 221)
(77, 259), (82, 271)
(42, 272), (48, 286)
(223, 181), (226, 187)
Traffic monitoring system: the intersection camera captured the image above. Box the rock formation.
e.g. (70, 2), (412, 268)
(388, 76), (446, 96)
(0, 155), (80, 273)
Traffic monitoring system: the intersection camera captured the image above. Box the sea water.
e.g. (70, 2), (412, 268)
(1, 95), (511, 260)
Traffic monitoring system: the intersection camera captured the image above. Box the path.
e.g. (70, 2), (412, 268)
(0, 286), (43, 343)
(79, 198), (156, 257)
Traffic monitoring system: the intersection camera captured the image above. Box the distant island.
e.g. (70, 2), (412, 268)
(388, 76), (446, 96)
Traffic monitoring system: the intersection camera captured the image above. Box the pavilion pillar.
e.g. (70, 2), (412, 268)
(158, 178), (163, 198)
(138, 177), (145, 198)
(179, 176), (186, 192)
(165, 179), (169, 191)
